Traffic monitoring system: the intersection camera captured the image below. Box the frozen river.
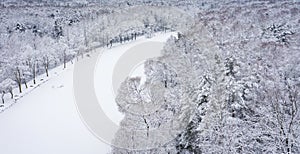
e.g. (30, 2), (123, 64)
(0, 32), (175, 154)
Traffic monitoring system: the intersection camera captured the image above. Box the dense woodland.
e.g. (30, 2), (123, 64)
(111, 1), (300, 154)
(0, 0), (300, 153)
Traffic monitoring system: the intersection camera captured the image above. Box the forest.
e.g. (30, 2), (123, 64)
(0, 0), (299, 154)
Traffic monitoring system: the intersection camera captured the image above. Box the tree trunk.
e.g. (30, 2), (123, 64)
(18, 82), (22, 93)
(63, 51), (66, 69)
(9, 89), (13, 99)
(164, 80), (167, 88)
(43, 56), (49, 77)
(23, 78), (28, 89)
(1, 91), (4, 104)
(33, 62), (36, 84)
(76, 50), (80, 61)
(15, 67), (22, 93)
(45, 67), (49, 77)
(84, 25), (88, 48)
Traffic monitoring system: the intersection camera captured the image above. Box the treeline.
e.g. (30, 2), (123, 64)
(0, 6), (190, 104)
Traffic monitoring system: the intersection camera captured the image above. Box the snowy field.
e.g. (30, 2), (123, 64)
(0, 32), (175, 154)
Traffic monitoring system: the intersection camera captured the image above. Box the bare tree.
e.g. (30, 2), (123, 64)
(269, 83), (299, 153)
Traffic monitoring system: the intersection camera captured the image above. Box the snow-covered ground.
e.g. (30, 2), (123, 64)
(0, 32), (175, 154)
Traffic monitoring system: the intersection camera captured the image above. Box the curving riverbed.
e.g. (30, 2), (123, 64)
(0, 32), (175, 154)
